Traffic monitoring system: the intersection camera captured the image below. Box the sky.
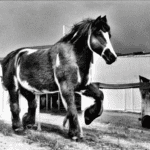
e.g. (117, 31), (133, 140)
(1, 1), (150, 57)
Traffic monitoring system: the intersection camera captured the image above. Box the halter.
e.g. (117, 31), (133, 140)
(86, 26), (94, 63)
(87, 25), (94, 52)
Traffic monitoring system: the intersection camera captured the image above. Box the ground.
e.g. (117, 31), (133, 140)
(0, 111), (150, 150)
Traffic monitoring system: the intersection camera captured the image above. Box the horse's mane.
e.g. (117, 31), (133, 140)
(59, 18), (94, 44)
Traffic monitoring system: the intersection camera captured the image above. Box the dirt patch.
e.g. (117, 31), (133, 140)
(1, 111), (150, 150)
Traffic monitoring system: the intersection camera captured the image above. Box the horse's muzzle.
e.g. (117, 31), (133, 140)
(102, 49), (117, 65)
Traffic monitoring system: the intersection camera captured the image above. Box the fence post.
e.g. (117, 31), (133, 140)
(36, 94), (41, 131)
(46, 94), (48, 111)
(124, 89), (126, 111)
(131, 88), (134, 112)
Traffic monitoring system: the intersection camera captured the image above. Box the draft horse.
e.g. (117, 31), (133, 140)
(2, 15), (117, 140)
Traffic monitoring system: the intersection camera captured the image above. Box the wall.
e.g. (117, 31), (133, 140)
(92, 54), (150, 84)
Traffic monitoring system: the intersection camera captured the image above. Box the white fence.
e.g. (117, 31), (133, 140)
(103, 88), (141, 113)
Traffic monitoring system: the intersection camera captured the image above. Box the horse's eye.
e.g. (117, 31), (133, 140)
(97, 30), (102, 35)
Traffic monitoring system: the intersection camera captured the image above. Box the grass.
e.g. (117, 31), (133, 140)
(25, 129), (65, 150)
(0, 120), (13, 136)
(0, 116), (149, 150)
(25, 123), (125, 150)
(24, 122), (150, 150)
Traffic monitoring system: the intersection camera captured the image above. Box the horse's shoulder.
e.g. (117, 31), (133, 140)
(53, 42), (73, 52)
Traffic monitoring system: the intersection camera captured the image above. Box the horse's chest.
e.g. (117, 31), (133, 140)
(77, 63), (92, 87)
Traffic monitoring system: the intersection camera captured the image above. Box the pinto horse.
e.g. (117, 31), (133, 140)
(2, 15), (117, 140)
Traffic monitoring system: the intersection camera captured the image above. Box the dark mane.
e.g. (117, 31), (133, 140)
(59, 18), (93, 44)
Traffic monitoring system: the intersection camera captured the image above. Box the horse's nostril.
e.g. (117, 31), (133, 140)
(102, 49), (117, 64)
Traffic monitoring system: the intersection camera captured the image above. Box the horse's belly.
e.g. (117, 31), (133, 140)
(19, 79), (58, 94)
(16, 67), (59, 94)
(18, 77), (58, 94)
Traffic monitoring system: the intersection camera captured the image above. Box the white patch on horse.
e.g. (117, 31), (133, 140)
(14, 48), (38, 68)
(71, 31), (78, 40)
(22, 49), (38, 55)
(85, 63), (93, 86)
(16, 65), (40, 93)
(102, 32), (117, 58)
(14, 76), (19, 91)
(85, 28), (93, 85)
(41, 89), (59, 94)
(53, 68), (67, 110)
(87, 28), (94, 52)
(77, 67), (81, 83)
(56, 54), (60, 67)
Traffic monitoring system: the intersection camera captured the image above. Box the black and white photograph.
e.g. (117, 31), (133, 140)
(0, 1), (150, 149)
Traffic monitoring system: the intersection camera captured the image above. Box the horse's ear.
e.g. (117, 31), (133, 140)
(96, 15), (102, 20)
(92, 16), (102, 27)
(101, 15), (107, 22)
(139, 75), (150, 83)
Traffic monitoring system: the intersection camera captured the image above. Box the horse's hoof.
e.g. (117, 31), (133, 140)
(68, 131), (83, 141)
(23, 124), (37, 130)
(71, 135), (83, 142)
(142, 115), (150, 128)
(79, 134), (84, 139)
(22, 113), (36, 130)
(26, 124), (36, 129)
(14, 127), (25, 135)
(72, 136), (78, 141)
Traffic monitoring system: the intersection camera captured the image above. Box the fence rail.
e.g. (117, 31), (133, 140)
(94, 82), (150, 89)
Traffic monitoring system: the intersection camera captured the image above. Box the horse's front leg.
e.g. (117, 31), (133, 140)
(60, 83), (83, 140)
(55, 66), (82, 140)
(82, 83), (104, 125)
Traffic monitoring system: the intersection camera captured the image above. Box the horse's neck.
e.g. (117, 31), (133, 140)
(74, 44), (93, 74)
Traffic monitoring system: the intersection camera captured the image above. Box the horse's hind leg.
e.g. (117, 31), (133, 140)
(20, 86), (37, 129)
(8, 89), (21, 131)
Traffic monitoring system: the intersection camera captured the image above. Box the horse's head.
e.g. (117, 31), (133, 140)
(139, 76), (150, 99)
(88, 15), (117, 64)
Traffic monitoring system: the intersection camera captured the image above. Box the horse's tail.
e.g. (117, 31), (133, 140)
(1, 48), (23, 89)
